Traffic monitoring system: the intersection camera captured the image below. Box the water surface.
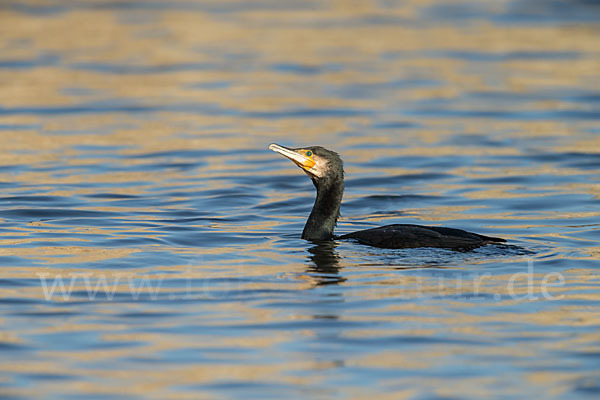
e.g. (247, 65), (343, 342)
(1, 0), (599, 398)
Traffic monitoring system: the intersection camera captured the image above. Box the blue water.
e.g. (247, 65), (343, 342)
(1, 0), (599, 398)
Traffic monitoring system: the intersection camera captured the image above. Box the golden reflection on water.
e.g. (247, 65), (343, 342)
(2, 262), (597, 398)
(1, 0), (599, 398)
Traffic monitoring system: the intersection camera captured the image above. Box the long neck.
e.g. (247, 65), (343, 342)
(302, 177), (344, 241)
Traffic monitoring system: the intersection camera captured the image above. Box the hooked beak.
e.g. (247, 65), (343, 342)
(269, 143), (316, 171)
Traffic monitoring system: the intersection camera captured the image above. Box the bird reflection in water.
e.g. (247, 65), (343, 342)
(306, 241), (346, 286)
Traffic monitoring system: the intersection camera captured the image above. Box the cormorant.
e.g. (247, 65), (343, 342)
(269, 143), (506, 250)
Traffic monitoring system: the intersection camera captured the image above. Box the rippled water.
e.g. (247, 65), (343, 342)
(1, 0), (599, 398)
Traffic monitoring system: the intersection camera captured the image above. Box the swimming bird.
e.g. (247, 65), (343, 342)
(269, 143), (505, 250)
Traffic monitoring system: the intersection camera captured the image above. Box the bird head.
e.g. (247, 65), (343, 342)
(269, 143), (343, 183)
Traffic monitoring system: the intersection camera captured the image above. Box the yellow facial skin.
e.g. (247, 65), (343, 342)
(269, 143), (316, 171)
(295, 149), (316, 170)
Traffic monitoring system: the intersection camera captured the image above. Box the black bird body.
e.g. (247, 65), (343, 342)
(269, 144), (505, 250)
(337, 224), (504, 250)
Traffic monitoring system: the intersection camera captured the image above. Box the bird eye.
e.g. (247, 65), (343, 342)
(306, 150), (313, 157)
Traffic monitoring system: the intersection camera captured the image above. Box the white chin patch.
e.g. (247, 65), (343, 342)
(306, 158), (327, 178)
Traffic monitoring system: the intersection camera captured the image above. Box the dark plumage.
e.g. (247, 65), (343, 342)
(337, 224), (504, 250)
(269, 143), (505, 250)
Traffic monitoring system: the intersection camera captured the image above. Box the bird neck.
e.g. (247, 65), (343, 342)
(302, 176), (344, 241)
